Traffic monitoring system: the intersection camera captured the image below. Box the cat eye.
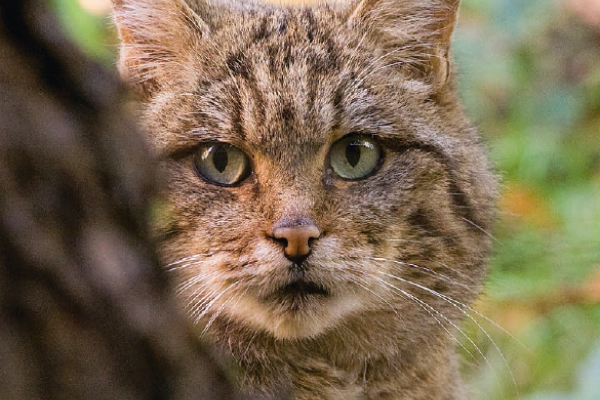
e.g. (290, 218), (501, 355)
(329, 135), (382, 180)
(194, 142), (251, 186)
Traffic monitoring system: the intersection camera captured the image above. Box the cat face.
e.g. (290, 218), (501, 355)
(113, 0), (497, 340)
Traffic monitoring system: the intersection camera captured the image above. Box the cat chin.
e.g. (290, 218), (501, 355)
(227, 294), (363, 340)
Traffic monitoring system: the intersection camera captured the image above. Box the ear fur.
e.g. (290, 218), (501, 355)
(111, 0), (210, 98)
(348, 0), (460, 90)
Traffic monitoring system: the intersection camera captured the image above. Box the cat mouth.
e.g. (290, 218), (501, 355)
(262, 278), (331, 309)
(279, 280), (330, 298)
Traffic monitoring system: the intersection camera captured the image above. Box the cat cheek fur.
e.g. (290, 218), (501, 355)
(113, 0), (498, 398)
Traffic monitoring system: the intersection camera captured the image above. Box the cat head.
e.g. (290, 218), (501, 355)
(112, 0), (497, 340)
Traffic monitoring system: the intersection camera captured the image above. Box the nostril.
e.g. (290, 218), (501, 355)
(274, 236), (288, 247)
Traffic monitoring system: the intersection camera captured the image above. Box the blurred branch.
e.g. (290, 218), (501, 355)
(0, 1), (236, 399)
(485, 268), (600, 333)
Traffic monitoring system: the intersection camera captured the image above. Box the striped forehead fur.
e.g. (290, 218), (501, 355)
(112, 0), (456, 92)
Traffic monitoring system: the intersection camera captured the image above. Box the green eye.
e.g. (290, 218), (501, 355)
(330, 135), (382, 180)
(194, 143), (251, 186)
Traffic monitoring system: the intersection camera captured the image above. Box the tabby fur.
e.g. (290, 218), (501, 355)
(112, 0), (497, 398)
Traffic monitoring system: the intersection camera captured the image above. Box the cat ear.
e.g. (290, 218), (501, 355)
(347, 0), (460, 90)
(111, 0), (210, 98)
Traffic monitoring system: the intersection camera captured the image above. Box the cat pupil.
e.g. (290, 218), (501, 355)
(213, 146), (228, 173)
(346, 143), (361, 168)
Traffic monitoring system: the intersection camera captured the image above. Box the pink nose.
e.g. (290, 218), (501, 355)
(273, 225), (321, 262)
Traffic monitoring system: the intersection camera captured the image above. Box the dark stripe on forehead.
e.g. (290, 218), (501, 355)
(252, 11), (288, 42)
(226, 51), (249, 78)
(228, 81), (245, 141)
(223, 50), (267, 135)
(254, 16), (270, 42)
(279, 96), (295, 125)
(245, 75), (267, 129)
(330, 84), (345, 132)
(301, 8), (317, 42)
(277, 14), (289, 34)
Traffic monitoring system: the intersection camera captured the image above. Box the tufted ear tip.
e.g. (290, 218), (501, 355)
(347, 0), (461, 91)
(111, 0), (210, 99)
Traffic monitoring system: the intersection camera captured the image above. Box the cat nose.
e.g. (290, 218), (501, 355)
(272, 223), (321, 263)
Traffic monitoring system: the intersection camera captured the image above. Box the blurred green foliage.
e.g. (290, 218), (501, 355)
(50, 0), (117, 63)
(521, 341), (600, 400)
(457, 0), (600, 398)
(51, 1), (599, 399)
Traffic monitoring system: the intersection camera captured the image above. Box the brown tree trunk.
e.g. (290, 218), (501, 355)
(0, 1), (236, 399)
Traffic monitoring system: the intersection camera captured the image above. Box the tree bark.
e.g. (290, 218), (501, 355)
(0, 1), (236, 399)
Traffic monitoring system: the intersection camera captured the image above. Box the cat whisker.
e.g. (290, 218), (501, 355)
(374, 266), (517, 343)
(167, 261), (205, 272)
(370, 267), (518, 394)
(348, 262), (513, 390)
(179, 271), (233, 319)
(188, 287), (220, 321)
(347, 264), (478, 361)
(176, 274), (206, 296)
(165, 253), (211, 268)
(384, 255), (478, 286)
(370, 257), (476, 294)
(382, 238), (422, 244)
(182, 274), (223, 303)
(352, 278), (402, 320)
(347, 30), (370, 65)
(430, 260), (481, 286)
(400, 287), (477, 360)
(241, 328), (260, 361)
(367, 271), (502, 377)
(193, 283), (238, 325)
(201, 282), (244, 337)
(175, 268), (224, 295)
(166, 259), (212, 272)
(460, 217), (498, 242)
(453, 304), (521, 397)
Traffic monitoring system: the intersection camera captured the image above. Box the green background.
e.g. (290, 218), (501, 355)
(50, 0), (600, 398)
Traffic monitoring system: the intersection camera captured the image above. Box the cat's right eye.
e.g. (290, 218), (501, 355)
(193, 142), (251, 186)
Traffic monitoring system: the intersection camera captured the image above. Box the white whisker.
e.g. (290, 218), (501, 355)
(201, 282), (243, 337)
(374, 266), (524, 349)
(353, 279), (402, 320)
(175, 268), (223, 295)
(371, 257), (476, 294)
(165, 253), (210, 269)
(370, 265), (516, 394)
(193, 283), (238, 325)
(460, 217), (498, 242)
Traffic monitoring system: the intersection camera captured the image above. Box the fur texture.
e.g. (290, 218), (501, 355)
(112, 0), (497, 398)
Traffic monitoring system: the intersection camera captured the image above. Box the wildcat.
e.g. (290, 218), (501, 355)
(111, 0), (497, 398)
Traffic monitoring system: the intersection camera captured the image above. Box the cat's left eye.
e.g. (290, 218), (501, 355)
(329, 135), (382, 180)
(193, 142), (251, 186)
